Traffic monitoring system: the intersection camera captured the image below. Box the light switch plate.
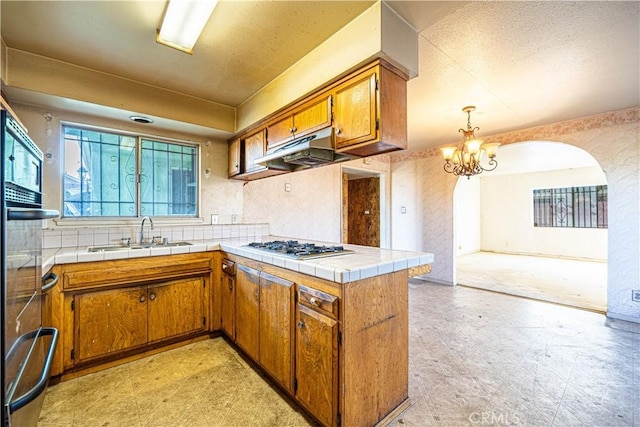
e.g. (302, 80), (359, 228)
(211, 214), (218, 224)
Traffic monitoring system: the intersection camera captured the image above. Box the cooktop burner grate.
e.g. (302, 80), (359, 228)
(246, 240), (354, 260)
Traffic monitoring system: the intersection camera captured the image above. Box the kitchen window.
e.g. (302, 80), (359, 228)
(62, 124), (198, 218)
(533, 185), (607, 228)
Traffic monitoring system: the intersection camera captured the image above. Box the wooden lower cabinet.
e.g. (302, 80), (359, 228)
(73, 276), (207, 365)
(259, 272), (294, 392)
(148, 277), (206, 343)
(234, 264), (295, 392)
(220, 260), (236, 339)
(74, 285), (148, 363)
(235, 264), (260, 361)
(295, 304), (338, 427)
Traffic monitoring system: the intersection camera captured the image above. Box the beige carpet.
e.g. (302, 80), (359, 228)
(456, 251), (607, 312)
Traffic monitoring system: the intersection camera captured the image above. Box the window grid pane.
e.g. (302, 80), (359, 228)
(63, 126), (197, 218)
(533, 185), (607, 229)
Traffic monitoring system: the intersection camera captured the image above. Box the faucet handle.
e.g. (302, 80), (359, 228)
(121, 237), (131, 246)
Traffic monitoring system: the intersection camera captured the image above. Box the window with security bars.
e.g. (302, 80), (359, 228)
(533, 185), (607, 228)
(63, 125), (198, 217)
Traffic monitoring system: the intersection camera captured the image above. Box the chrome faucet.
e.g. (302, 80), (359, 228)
(140, 216), (154, 244)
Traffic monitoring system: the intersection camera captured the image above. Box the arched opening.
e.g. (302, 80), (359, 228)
(453, 141), (608, 311)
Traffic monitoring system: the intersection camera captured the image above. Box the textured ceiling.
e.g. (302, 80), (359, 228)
(1, 0), (374, 107)
(1, 1), (638, 152)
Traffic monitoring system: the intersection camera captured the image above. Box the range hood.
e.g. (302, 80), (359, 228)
(255, 127), (354, 170)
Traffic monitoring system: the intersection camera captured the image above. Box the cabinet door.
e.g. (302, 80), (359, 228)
(295, 304), (339, 427)
(148, 277), (205, 343)
(228, 138), (241, 177)
(267, 115), (295, 150)
(220, 273), (236, 339)
(293, 95), (332, 138)
(244, 129), (267, 173)
(259, 272), (294, 392)
(235, 265), (260, 361)
(334, 71), (377, 149)
(74, 286), (148, 363)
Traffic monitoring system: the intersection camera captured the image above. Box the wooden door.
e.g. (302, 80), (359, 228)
(295, 304), (339, 427)
(334, 71), (377, 149)
(235, 265), (260, 361)
(74, 286), (147, 362)
(147, 277), (205, 343)
(244, 129), (267, 173)
(347, 177), (380, 247)
(220, 272), (236, 339)
(228, 138), (241, 177)
(259, 272), (294, 392)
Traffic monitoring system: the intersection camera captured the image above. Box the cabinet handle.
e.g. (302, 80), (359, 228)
(292, 126), (297, 133)
(139, 295), (146, 303)
(149, 293), (156, 301)
(335, 127), (342, 135)
(228, 283), (233, 291)
(297, 321), (304, 329)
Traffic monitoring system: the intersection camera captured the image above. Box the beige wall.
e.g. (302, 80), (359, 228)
(242, 155), (391, 243)
(391, 108), (639, 323)
(479, 166), (607, 260)
(12, 103), (244, 225)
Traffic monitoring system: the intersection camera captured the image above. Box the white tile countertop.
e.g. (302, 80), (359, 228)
(43, 235), (434, 284)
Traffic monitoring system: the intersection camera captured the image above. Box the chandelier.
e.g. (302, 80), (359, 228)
(440, 106), (500, 178)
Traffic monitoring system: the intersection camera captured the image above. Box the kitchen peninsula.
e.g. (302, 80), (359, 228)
(45, 231), (433, 427)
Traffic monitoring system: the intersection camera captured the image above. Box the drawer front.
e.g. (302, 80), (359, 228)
(221, 258), (236, 276)
(298, 285), (338, 319)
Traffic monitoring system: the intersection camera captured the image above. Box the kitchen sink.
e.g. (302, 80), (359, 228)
(87, 241), (192, 252)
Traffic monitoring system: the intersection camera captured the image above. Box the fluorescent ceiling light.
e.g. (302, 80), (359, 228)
(157, 0), (218, 54)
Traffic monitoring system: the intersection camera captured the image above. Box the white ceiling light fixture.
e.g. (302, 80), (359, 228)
(440, 106), (500, 179)
(156, 0), (218, 54)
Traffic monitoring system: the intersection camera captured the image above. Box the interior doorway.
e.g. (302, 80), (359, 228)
(453, 141), (608, 311)
(341, 167), (388, 248)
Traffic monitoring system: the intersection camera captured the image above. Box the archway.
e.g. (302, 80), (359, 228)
(453, 141), (608, 311)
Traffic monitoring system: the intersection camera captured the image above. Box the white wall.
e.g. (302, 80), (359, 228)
(480, 166), (607, 260)
(12, 103), (244, 225)
(454, 177), (481, 256)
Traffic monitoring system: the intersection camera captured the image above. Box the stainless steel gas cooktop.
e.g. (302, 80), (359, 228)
(246, 240), (354, 260)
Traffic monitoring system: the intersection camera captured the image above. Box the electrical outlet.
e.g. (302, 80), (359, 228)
(231, 214), (238, 224)
(285, 183), (291, 192)
(211, 214), (218, 224)
(632, 290), (640, 302)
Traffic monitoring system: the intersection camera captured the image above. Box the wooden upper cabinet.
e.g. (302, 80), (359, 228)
(147, 277), (205, 343)
(333, 71), (377, 150)
(267, 95), (332, 151)
(228, 138), (241, 177)
(235, 265), (260, 361)
(243, 129), (267, 174)
(259, 272), (294, 392)
(74, 286), (148, 363)
(334, 63), (407, 157)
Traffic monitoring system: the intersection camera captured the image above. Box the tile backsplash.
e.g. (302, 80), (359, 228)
(44, 223), (270, 249)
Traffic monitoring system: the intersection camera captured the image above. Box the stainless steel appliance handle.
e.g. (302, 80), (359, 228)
(7, 209), (59, 221)
(8, 328), (59, 413)
(41, 272), (59, 293)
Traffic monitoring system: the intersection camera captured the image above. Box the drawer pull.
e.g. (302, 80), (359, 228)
(309, 297), (320, 307)
(139, 295), (146, 303)
(149, 293), (156, 301)
(297, 321), (304, 329)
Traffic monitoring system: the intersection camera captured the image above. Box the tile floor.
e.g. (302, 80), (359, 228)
(457, 252), (607, 312)
(39, 281), (638, 427)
